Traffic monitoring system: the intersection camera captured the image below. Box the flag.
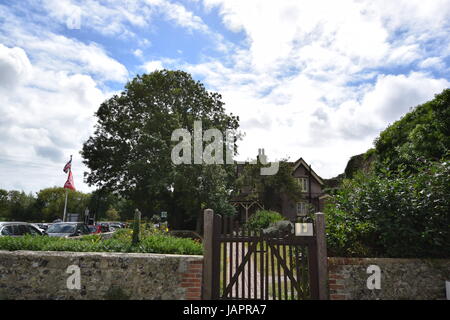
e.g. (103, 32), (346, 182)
(63, 156), (72, 173)
(64, 170), (76, 191)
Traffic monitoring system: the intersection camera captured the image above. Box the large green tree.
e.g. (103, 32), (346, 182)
(374, 88), (450, 172)
(4, 190), (36, 221)
(0, 189), (9, 219)
(81, 70), (239, 229)
(36, 187), (91, 221)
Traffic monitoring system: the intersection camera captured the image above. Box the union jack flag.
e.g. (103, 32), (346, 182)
(63, 155), (72, 173)
(64, 169), (75, 191)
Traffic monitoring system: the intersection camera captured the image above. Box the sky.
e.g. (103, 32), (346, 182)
(0, 0), (449, 194)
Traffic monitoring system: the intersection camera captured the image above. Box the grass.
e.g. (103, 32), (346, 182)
(0, 229), (203, 255)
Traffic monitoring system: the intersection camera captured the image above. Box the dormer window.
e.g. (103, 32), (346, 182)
(297, 177), (308, 192)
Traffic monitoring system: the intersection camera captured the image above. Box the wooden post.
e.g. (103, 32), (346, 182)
(202, 208), (221, 300)
(132, 209), (141, 245)
(202, 209), (214, 300)
(315, 212), (328, 300)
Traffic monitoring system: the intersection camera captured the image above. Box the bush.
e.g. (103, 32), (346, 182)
(0, 232), (203, 255)
(245, 210), (285, 232)
(325, 161), (450, 258)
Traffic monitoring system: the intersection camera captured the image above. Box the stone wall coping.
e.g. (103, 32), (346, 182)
(328, 257), (450, 265)
(0, 250), (203, 260)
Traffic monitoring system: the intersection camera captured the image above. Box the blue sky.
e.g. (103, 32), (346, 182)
(0, 0), (449, 193)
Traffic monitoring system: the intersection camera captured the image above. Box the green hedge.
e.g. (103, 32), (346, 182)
(0, 232), (203, 255)
(325, 161), (450, 258)
(245, 210), (285, 232)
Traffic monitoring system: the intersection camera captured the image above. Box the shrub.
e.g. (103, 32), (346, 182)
(325, 160), (450, 258)
(245, 210), (285, 232)
(0, 232), (203, 255)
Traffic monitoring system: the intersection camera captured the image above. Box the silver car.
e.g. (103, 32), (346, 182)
(46, 222), (91, 238)
(0, 222), (44, 236)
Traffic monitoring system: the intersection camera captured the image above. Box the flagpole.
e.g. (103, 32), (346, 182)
(63, 189), (68, 222)
(62, 155), (73, 222)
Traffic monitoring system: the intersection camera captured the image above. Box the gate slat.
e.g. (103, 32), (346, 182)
(265, 240), (269, 300)
(283, 244), (288, 299)
(247, 229), (251, 299)
(228, 218), (233, 299)
(270, 241), (276, 300)
(260, 237), (264, 299)
(253, 230), (257, 299)
(222, 239), (227, 298)
(276, 244), (282, 299)
(289, 244), (294, 300)
(235, 229), (239, 298)
(241, 227), (245, 299)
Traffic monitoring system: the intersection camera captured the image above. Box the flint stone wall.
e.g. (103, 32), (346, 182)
(328, 257), (450, 300)
(0, 250), (203, 300)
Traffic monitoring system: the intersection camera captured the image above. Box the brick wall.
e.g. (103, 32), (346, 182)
(328, 257), (450, 300)
(328, 272), (347, 300)
(180, 260), (203, 300)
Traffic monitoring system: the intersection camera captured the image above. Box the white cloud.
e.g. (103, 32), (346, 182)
(0, 44), (32, 90)
(141, 60), (164, 72)
(202, 0), (450, 75)
(133, 49), (144, 58)
(39, 0), (211, 36)
(42, 0), (151, 37)
(0, 6), (129, 83)
(0, 45), (110, 193)
(419, 57), (445, 70)
(19, 33), (128, 83)
(146, 0), (209, 33)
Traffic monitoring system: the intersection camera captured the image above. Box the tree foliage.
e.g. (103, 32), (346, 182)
(374, 89), (450, 172)
(36, 187), (90, 221)
(245, 210), (285, 232)
(81, 70), (240, 229)
(0, 187), (133, 223)
(326, 161), (450, 258)
(235, 159), (302, 212)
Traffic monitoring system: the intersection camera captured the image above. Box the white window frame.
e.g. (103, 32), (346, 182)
(296, 202), (309, 216)
(297, 177), (308, 192)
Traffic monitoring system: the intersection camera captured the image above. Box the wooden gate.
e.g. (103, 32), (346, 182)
(202, 209), (328, 300)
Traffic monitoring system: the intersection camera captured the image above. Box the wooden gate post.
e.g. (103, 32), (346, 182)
(202, 209), (221, 300)
(315, 212), (329, 300)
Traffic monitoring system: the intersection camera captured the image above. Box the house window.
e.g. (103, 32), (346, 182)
(296, 202), (309, 216)
(297, 177), (308, 192)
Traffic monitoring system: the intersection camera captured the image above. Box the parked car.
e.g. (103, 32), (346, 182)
(0, 222), (45, 236)
(108, 223), (123, 231)
(37, 223), (50, 231)
(31, 223), (46, 233)
(46, 222), (91, 238)
(96, 223), (110, 233)
(87, 225), (98, 234)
